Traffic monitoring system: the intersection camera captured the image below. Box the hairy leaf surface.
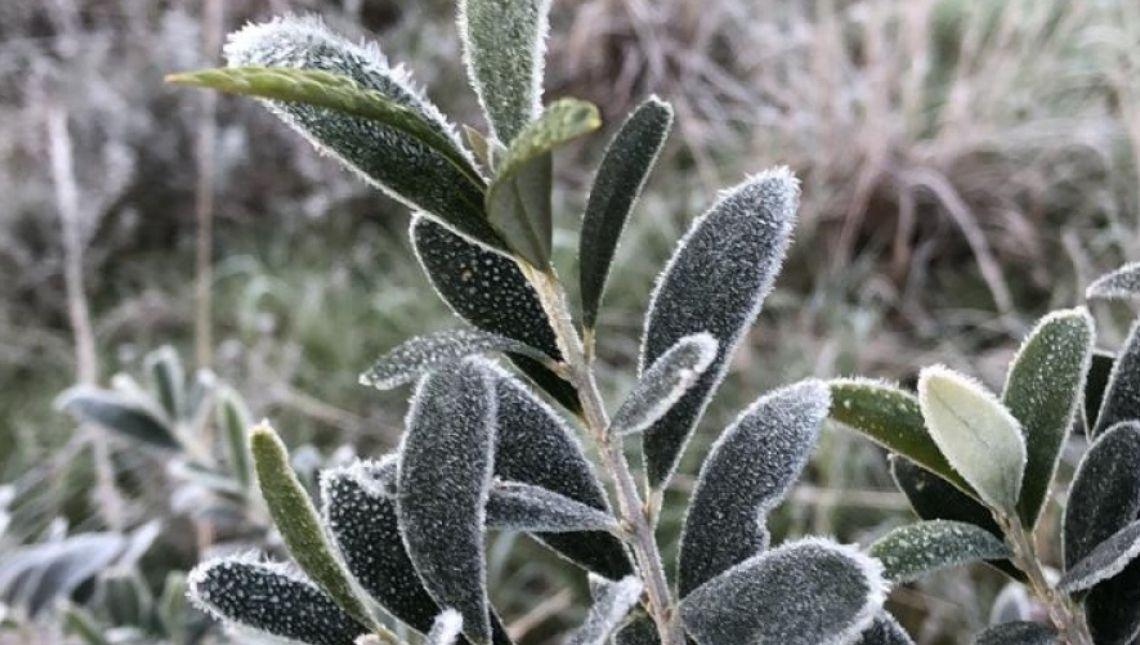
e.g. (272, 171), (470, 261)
(56, 386), (178, 449)
(485, 480), (618, 533)
(853, 612), (914, 645)
(1063, 422), (1140, 569)
(1086, 262), (1140, 301)
(611, 333), (717, 437)
(974, 621), (1057, 645)
(1084, 350), (1114, 434)
(564, 575), (643, 645)
(869, 520), (1010, 583)
(361, 328), (552, 390)
(1092, 319), (1140, 437)
(1058, 520), (1140, 593)
(1085, 557), (1140, 645)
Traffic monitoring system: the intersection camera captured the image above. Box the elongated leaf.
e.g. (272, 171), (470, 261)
(250, 423), (374, 629)
(612, 613), (659, 645)
(222, 17), (502, 252)
(1085, 557), (1140, 645)
(1001, 308), (1094, 527)
(918, 366), (1026, 513)
(579, 97), (672, 328)
(488, 364), (631, 578)
(398, 360), (497, 644)
(869, 520), (1010, 583)
(216, 386), (253, 489)
(188, 557), (368, 645)
(639, 168), (800, 490)
(679, 538), (885, 645)
(428, 609), (464, 645)
(1063, 422), (1140, 569)
(1084, 350), (1115, 434)
(564, 575), (643, 645)
(360, 328), (554, 390)
(677, 379), (830, 597)
(611, 333), (718, 437)
(1086, 262), (1140, 301)
(56, 386), (179, 449)
(411, 216), (579, 411)
(853, 612), (914, 645)
(0, 533), (126, 617)
(829, 378), (972, 495)
(145, 345), (185, 421)
(459, 0), (548, 143)
(1058, 520), (1140, 593)
(486, 99), (601, 266)
(485, 480), (618, 533)
(974, 622), (1057, 645)
(1092, 318), (1140, 437)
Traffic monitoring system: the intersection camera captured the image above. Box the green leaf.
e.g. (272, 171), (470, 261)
(1086, 262), (1140, 301)
(974, 621), (1057, 645)
(250, 423), (376, 630)
(1001, 308), (1093, 528)
(145, 345), (185, 421)
(918, 366), (1027, 514)
(216, 386), (253, 490)
(1063, 421), (1140, 571)
(828, 379), (973, 497)
(56, 386), (180, 450)
(579, 97), (673, 329)
(485, 480), (618, 533)
(610, 333), (718, 437)
(1058, 520), (1140, 593)
(485, 98), (601, 266)
(869, 520), (1010, 583)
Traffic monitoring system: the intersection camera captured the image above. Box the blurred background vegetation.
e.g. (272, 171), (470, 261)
(1, 0), (1138, 642)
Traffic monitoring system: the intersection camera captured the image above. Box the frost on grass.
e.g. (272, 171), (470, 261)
(868, 520), (1010, 583)
(852, 611), (914, 645)
(188, 556), (368, 645)
(917, 366), (1027, 514)
(397, 360), (497, 644)
(579, 96), (673, 329)
(427, 609), (464, 645)
(223, 16), (500, 250)
(1086, 262), (1140, 301)
(1000, 308), (1093, 528)
(639, 168), (799, 490)
(56, 385), (178, 449)
(677, 379), (829, 597)
(1091, 318), (1140, 437)
(610, 332), (717, 437)
(1058, 520), (1140, 593)
(1062, 421), (1140, 570)
(489, 364), (631, 578)
(484, 480), (618, 533)
(411, 216), (579, 411)
(360, 328), (552, 390)
(679, 537), (885, 645)
(973, 621), (1057, 645)
(563, 575), (643, 645)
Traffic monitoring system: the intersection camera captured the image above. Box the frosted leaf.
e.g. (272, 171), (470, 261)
(828, 378), (972, 495)
(485, 480), (618, 533)
(677, 379), (829, 597)
(852, 612), (914, 645)
(1058, 520), (1140, 593)
(145, 345), (185, 420)
(639, 167), (800, 490)
(397, 360), (497, 644)
(458, 0), (549, 143)
(1091, 318), (1140, 437)
(0, 532), (126, 617)
(1001, 308), (1094, 527)
(917, 366), (1027, 513)
(427, 609), (464, 645)
(1084, 350), (1114, 434)
(360, 328), (554, 390)
(187, 556), (368, 645)
(868, 520), (1010, 583)
(223, 16), (502, 252)
(579, 96), (673, 329)
(679, 537), (885, 645)
(612, 613), (658, 645)
(1086, 262), (1140, 301)
(973, 621), (1057, 645)
(216, 386), (253, 490)
(611, 333), (718, 437)
(990, 583), (1032, 624)
(1063, 422), (1140, 569)
(488, 364), (631, 578)
(563, 575), (642, 645)
(1085, 556), (1140, 645)
(56, 385), (179, 449)
(411, 216), (579, 411)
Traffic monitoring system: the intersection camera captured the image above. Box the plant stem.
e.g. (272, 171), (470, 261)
(521, 264), (681, 645)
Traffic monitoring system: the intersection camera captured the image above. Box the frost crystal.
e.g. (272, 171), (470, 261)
(1058, 520), (1140, 593)
(427, 609), (464, 645)
(868, 520), (1010, 583)
(1063, 421), (1140, 569)
(1091, 317), (1140, 437)
(1086, 262), (1140, 301)
(611, 332), (717, 437)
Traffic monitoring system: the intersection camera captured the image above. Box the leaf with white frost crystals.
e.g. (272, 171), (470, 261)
(677, 379), (830, 597)
(397, 360), (497, 645)
(1058, 520), (1140, 593)
(1063, 422), (1140, 570)
(485, 480), (618, 533)
(639, 167), (800, 490)
(868, 520), (1010, 583)
(427, 609), (464, 645)
(973, 621), (1057, 645)
(1086, 262), (1140, 301)
(679, 537), (886, 645)
(563, 575), (643, 645)
(56, 385), (179, 449)
(852, 612), (914, 645)
(611, 333), (718, 437)
(917, 366), (1027, 514)
(1091, 318), (1140, 437)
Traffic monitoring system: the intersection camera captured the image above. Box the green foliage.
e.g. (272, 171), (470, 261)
(610, 333), (717, 437)
(869, 520), (1010, 583)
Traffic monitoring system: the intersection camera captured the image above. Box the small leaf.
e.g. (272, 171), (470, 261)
(564, 575), (643, 645)
(868, 520), (1011, 583)
(1086, 262), (1140, 301)
(145, 345), (185, 420)
(1091, 318), (1140, 437)
(485, 480), (618, 533)
(427, 609), (464, 645)
(829, 378), (973, 496)
(485, 99), (601, 266)
(852, 612), (914, 645)
(611, 333), (718, 437)
(639, 167), (800, 490)
(157, 572), (189, 643)
(188, 556), (369, 645)
(1063, 421), (1140, 570)
(56, 386), (179, 449)
(1083, 350), (1114, 434)
(250, 423), (375, 629)
(973, 621), (1057, 645)
(398, 360), (497, 644)
(917, 366), (1027, 513)
(677, 379), (830, 597)
(1001, 308), (1094, 527)
(1058, 520), (1140, 593)
(411, 216), (580, 411)
(579, 96), (673, 329)
(216, 386), (253, 489)
(360, 328), (555, 390)
(679, 537), (886, 645)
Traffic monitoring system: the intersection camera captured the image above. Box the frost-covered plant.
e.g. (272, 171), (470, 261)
(832, 262), (1140, 644)
(167, 6), (903, 645)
